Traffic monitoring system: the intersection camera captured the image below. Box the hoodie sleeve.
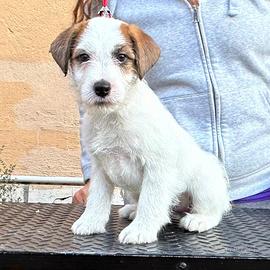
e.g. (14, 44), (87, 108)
(79, 105), (91, 182)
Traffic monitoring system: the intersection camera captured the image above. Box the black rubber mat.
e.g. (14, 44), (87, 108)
(0, 203), (269, 270)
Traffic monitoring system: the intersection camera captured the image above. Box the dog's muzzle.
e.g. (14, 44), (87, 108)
(94, 79), (111, 98)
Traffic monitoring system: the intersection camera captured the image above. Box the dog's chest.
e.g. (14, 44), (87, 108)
(100, 149), (143, 192)
(89, 125), (144, 192)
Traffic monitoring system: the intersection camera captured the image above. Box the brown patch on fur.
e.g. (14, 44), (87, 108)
(188, 0), (199, 6)
(50, 22), (87, 75)
(113, 44), (137, 74)
(120, 23), (160, 80)
(118, 45), (136, 60)
(73, 0), (102, 23)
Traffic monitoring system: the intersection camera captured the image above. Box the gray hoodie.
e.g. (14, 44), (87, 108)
(80, 0), (270, 200)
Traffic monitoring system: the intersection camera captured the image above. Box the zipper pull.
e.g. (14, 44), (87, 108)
(193, 5), (199, 23)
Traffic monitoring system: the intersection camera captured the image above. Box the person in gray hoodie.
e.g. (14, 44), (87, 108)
(72, 0), (270, 207)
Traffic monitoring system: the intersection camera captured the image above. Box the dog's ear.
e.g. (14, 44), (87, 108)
(127, 24), (160, 80)
(50, 25), (82, 76)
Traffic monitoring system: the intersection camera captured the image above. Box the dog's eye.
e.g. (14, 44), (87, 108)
(116, 53), (127, 63)
(77, 53), (90, 63)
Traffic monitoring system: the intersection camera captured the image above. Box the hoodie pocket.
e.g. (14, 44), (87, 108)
(221, 87), (270, 180)
(160, 93), (216, 154)
(228, 0), (270, 16)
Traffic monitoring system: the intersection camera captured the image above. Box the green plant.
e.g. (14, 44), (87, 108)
(0, 145), (21, 202)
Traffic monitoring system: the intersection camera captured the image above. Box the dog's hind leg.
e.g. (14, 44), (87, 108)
(179, 155), (231, 232)
(119, 204), (137, 220)
(119, 191), (138, 220)
(119, 165), (185, 244)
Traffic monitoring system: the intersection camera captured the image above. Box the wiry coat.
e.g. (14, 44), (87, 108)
(50, 17), (230, 244)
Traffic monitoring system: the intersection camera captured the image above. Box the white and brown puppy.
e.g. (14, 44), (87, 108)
(50, 17), (231, 244)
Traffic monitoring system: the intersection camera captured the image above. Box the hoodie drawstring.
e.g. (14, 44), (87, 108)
(228, 0), (239, 16)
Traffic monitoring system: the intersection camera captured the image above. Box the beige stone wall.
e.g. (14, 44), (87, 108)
(0, 1), (82, 177)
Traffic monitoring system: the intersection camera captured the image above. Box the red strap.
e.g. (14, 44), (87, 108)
(102, 0), (108, 7)
(99, 0), (111, 17)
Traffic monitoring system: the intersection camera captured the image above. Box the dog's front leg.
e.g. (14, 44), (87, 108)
(72, 167), (114, 235)
(119, 165), (180, 244)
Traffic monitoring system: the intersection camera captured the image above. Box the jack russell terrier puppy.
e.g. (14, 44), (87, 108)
(50, 17), (231, 244)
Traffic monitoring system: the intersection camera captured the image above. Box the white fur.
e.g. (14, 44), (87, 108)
(72, 18), (135, 107)
(71, 17), (231, 244)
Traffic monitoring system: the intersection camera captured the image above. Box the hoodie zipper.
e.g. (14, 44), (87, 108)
(193, 4), (199, 23)
(191, 3), (223, 160)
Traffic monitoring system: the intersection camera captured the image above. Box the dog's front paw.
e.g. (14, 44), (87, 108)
(118, 204), (137, 220)
(71, 214), (106, 235)
(118, 222), (158, 244)
(179, 213), (220, 232)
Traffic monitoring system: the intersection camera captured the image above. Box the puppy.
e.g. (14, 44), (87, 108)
(50, 17), (231, 244)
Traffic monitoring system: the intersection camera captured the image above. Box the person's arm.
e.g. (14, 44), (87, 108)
(73, 180), (91, 205)
(79, 105), (91, 182)
(72, 105), (91, 205)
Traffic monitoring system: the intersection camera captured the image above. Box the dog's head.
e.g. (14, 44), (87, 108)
(50, 17), (160, 107)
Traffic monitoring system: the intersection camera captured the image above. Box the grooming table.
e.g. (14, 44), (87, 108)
(0, 203), (269, 270)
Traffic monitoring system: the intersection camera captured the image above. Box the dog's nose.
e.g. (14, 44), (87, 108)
(94, 80), (111, 98)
